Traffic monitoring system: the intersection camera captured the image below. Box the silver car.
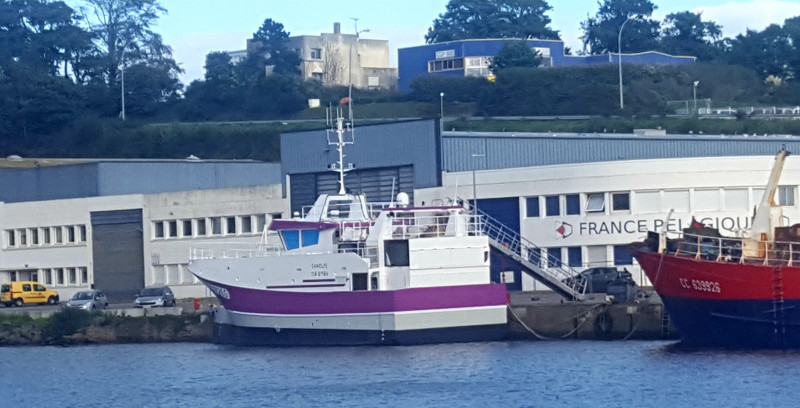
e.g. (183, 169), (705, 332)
(66, 290), (108, 311)
(134, 286), (176, 308)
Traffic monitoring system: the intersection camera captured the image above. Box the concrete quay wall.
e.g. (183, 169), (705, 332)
(507, 291), (679, 341)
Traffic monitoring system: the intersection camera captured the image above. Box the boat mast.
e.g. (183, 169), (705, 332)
(327, 107), (354, 195)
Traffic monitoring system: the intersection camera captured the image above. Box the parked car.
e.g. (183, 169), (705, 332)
(564, 267), (635, 294)
(0, 281), (59, 307)
(65, 290), (108, 311)
(134, 286), (176, 308)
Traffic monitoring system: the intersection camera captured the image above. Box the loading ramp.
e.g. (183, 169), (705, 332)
(474, 207), (586, 301)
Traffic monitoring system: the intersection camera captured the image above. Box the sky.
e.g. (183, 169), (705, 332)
(147, 0), (800, 83)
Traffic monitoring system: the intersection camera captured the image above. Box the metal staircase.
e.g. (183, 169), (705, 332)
(473, 206), (586, 301)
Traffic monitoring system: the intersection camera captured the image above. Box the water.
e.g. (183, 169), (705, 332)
(1, 340), (798, 408)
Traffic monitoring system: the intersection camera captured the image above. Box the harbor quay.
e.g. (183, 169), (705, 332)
(0, 290), (678, 345)
(507, 290), (679, 341)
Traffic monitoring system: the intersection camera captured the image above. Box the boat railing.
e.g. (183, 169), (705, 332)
(388, 210), (482, 239)
(669, 231), (800, 266)
(189, 243), (284, 260)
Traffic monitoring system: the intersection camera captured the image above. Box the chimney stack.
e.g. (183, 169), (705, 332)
(334, 22), (341, 34)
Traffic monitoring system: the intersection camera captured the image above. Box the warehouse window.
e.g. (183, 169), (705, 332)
(6, 230), (14, 247)
(614, 245), (633, 265)
(778, 186), (796, 206)
(526, 197), (540, 218)
(241, 216), (252, 234)
(226, 216), (236, 234)
(612, 192), (630, 211)
(211, 217), (222, 235)
(196, 218), (207, 236)
(545, 196), (559, 216)
(568, 247), (582, 267)
(182, 220), (192, 237)
(566, 194), (580, 215)
(586, 193), (605, 213)
(154, 222), (164, 238)
(168, 221), (178, 238)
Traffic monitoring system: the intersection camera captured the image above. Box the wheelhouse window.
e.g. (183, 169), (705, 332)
(586, 193), (605, 213)
(384, 240), (410, 266)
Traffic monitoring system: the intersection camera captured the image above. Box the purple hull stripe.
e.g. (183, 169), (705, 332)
(199, 278), (508, 315)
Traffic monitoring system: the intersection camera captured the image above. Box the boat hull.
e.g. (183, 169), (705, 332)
(199, 278), (509, 346)
(636, 250), (800, 348)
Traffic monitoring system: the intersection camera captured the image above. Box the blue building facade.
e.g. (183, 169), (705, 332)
(397, 39), (696, 92)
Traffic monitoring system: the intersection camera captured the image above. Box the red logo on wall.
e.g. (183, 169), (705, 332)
(555, 221), (573, 239)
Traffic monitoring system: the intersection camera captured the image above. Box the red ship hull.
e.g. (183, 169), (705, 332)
(635, 250), (800, 348)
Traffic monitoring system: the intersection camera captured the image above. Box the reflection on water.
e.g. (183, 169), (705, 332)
(1, 340), (797, 407)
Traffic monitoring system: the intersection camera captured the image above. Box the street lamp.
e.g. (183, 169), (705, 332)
(471, 153), (485, 214)
(120, 44), (129, 121)
(348, 17), (369, 124)
(618, 16), (633, 110)
(439, 92), (444, 133)
(693, 80), (700, 115)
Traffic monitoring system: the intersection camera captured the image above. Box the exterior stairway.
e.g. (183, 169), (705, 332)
(475, 207), (586, 301)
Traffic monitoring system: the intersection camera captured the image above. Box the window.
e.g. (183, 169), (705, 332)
(725, 188), (749, 210)
(67, 226), (75, 243)
(568, 247), (582, 268)
(19, 229), (26, 246)
(566, 194), (580, 215)
(22, 284), (31, 292)
(586, 193), (605, 213)
(428, 58), (465, 72)
(694, 189), (720, 211)
(43, 228), (50, 244)
(384, 240), (410, 266)
(68, 268), (76, 284)
(526, 197), (540, 218)
(636, 191), (661, 213)
(664, 190), (690, 212)
(154, 222), (164, 238)
(182, 220), (193, 237)
(79, 225), (86, 242)
(31, 229), (38, 245)
(614, 245), (633, 265)
(310, 48), (322, 59)
(43, 270), (52, 285)
(55, 227), (63, 243)
(256, 215), (268, 233)
(56, 268), (64, 285)
(302, 230), (319, 246)
(547, 247), (562, 268)
(226, 216), (236, 234)
(211, 217), (222, 235)
(311, 72), (323, 81)
(545, 196), (560, 216)
(196, 218), (206, 236)
(241, 216), (252, 234)
(80, 268), (88, 285)
(612, 192), (630, 211)
(778, 186), (796, 206)
(168, 221), (178, 238)
(6, 230), (14, 247)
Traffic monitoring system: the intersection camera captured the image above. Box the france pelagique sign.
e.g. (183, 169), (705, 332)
(543, 213), (757, 244)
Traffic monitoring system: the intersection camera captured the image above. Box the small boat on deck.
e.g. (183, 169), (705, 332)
(188, 115), (508, 346)
(631, 149), (800, 348)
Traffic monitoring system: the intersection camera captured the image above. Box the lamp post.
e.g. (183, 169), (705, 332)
(618, 16), (633, 111)
(120, 44), (128, 121)
(693, 80), (699, 115)
(348, 18), (369, 124)
(471, 153), (485, 214)
(439, 92), (444, 133)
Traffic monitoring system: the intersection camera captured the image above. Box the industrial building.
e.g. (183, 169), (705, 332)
(397, 39), (696, 92)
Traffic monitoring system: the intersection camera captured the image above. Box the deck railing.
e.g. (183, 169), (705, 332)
(667, 231), (800, 266)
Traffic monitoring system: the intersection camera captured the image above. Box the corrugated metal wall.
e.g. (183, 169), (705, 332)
(90, 209), (144, 301)
(281, 119), (441, 189)
(443, 132), (800, 172)
(0, 161), (282, 204)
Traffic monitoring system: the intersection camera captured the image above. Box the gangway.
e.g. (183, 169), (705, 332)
(470, 205), (586, 301)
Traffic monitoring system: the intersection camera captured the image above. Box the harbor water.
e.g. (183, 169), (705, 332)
(2, 340), (798, 407)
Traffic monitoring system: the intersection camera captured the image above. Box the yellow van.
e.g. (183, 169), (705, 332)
(0, 281), (59, 307)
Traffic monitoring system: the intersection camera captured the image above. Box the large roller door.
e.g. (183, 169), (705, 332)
(290, 166), (414, 214)
(90, 209), (144, 302)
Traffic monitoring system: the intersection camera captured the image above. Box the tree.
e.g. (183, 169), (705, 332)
(425, 0), (559, 44)
(580, 0), (660, 54)
(322, 40), (347, 85)
(727, 25), (793, 80)
(490, 41), (542, 72)
(659, 11), (723, 60)
(249, 18), (300, 75)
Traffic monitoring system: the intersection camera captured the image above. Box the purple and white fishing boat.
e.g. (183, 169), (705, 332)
(188, 116), (508, 346)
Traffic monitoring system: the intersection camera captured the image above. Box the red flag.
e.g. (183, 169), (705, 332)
(339, 97), (350, 105)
